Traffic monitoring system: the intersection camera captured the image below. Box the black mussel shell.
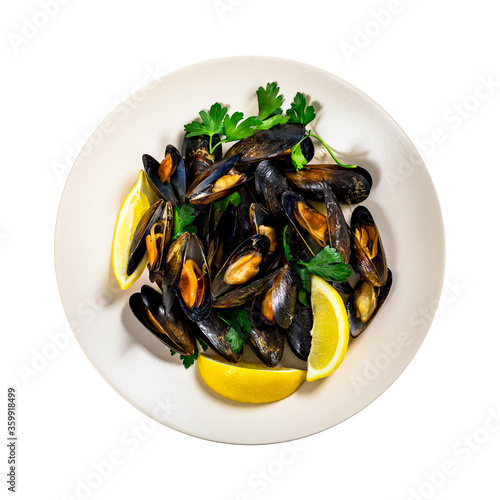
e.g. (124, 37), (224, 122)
(282, 190), (327, 257)
(208, 204), (238, 275)
(187, 154), (245, 205)
(249, 292), (285, 367)
(129, 286), (196, 356)
(347, 269), (393, 338)
(127, 200), (165, 276)
(274, 136), (315, 169)
(324, 181), (350, 264)
(176, 234), (212, 322)
(161, 232), (190, 314)
(196, 312), (241, 363)
(211, 234), (271, 301)
(350, 206), (388, 286)
(234, 187), (255, 243)
(181, 133), (222, 184)
(285, 165), (372, 204)
(148, 201), (174, 283)
(143, 145), (186, 205)
(226, 123), (306, 163)
(271, 263), (298, 330)
(286, 303), (313, 361)
(254, 160), (290, 220)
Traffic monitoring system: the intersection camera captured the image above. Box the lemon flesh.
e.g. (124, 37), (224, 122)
(198, 355), (307, 404)
(111, 170), (155, 290)
(306, 275), (350, 382)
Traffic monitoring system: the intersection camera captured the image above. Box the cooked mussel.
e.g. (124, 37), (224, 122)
(176, 234), (211, 322)
(282, 191), (328, 257)
(181, 133), (222, 183)
(249, 291), (285, 367)
(285, 164), (372, 204)
(254, 160), (291, 220)
(129, 285), (196, 355)
(286, 303), (312, 360)
(187, 154), (245, 205)
(143, 145), (186, 206)
(249, 203), (278, 253)
(127, 200), (167, 277)
(207, 204), (238, 275)
(211, 235), (277, 307)
(225, 123), (306, 163)
(196, 312), (241, 363)
(350, 206), (388, 286)
(347, 269), (392, 337)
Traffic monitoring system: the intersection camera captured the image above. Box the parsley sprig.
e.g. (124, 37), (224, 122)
(283, 225), (352, 293)
(217, 308), (253, 353)
(170, 338), (208, 369)
(184, 83), (289, 154)
(285, 92), (357, 170)
(213, 191), (242, 213)
(172, 203), (197, 239)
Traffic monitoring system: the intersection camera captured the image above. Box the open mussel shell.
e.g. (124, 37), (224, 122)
(249, 203), (278, 254)
(282, 191), (328, 258)
(350, 206), (388, 286)
(249, 292), (285, 367)
(347, 269), (392, 338)
(211, 235), (271, 304)
(127, 200), (166, 277)
(147, 201), (174, 283)
(285, 164), (372, 204)
(161, 232), (190, 314)
(143, 145), (186, 205)
(286, 303), (313, 361)
(254, 160), (290, 220)
(207, 204), (238, 275)
(270, 263), (298, 330)
(176, 234), (212, 322)
(181, 133), (222, 184)
(196, 312), (241, 363)
(225, 123), (306, 163)
(129, 286), (196, 356)
(324, 181), (350, 264)
(187, 154), (245, 205)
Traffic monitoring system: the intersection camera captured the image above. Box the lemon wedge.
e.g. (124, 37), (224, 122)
(111, 170), (155, 290)
(306, 275), (350, 382)
(198, 355), (306, 404)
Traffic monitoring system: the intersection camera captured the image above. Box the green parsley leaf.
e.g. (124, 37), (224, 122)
(282, 225), (294, 262)
(286, 92), (316, 126)
(218, 308), (252, 353)
(213, 191), (242, 213)
(301, 246), (352, 282)
(296, 266), (311, 291)
(184, 102), (227, 138)
(290, 140), (308, 171)
(257, 82), (285, 121)
(254, 113), (290, 131)
(171, 339), (207, 369)
(173, 203), (196, 239)
(298, 288), (310, 307)
(223, 112), (262, 142)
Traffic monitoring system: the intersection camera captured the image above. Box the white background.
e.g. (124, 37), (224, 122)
(2, 0), (499, 499)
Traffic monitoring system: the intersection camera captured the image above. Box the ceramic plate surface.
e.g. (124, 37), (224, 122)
(55, 56), (445, 444)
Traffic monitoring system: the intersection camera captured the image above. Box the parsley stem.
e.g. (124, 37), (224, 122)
(309, 132), (356, 168)
(210, 139), (225, 154)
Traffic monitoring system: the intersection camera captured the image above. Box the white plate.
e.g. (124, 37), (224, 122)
(55, 56), (445, 445)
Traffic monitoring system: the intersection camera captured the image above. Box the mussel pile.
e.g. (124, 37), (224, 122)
(125, 123), (392, 367)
